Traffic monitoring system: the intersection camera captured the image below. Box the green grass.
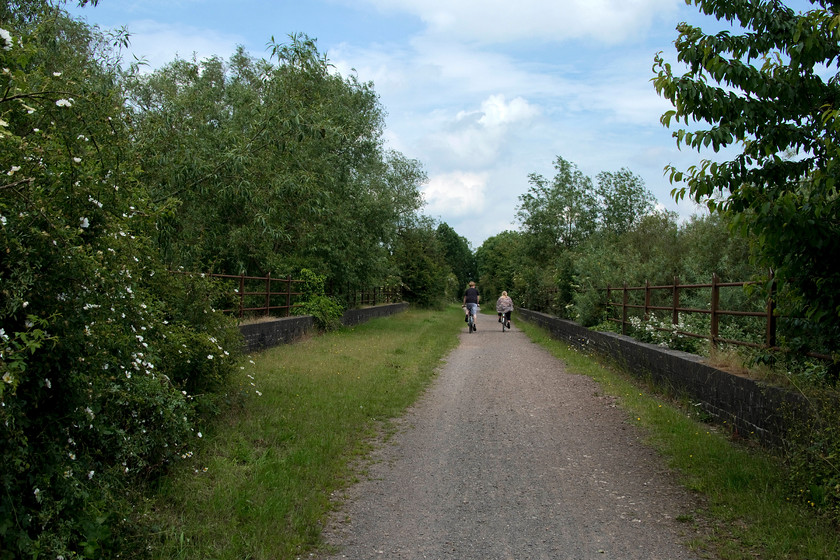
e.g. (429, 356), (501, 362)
(515, 316), (840, 560)
(147, 306), (462, 560)
(147, 306), (839, 560)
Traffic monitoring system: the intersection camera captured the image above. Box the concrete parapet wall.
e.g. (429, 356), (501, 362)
(341, 302), (409, 326)
(239, 303), (409, 352)
(518, 308), (803, 445)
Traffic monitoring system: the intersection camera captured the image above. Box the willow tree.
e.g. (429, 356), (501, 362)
(129, 35), (424, 287)
(653, 0), (840, 352)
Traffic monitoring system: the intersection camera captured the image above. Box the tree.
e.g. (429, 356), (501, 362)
(596, 168), (655, 236)
(128, 35), (424, 287)
(436, 222), (476, 292)
(652, 0), (840, 352)
(391, 217), (449, 307)
(475, 230), (525, 304)
(516, 156), (598, 262)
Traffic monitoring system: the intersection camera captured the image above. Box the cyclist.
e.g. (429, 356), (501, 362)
(463, 281), (480, 330)
(496, 290), (513, 329)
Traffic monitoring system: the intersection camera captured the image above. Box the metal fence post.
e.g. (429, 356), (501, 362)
(622, 283), (628, 335)
(238, 274), (245, 319)
(265, 272), (271, 317)
(672, 276), (680, 325)
(286, 275), (292, 317)
(644, 280), (651, 321)
(766, 271), (777, 349)
(710, 273), (720, 349)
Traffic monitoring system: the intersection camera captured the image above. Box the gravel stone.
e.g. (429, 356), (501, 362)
(319, 313), (705, 559)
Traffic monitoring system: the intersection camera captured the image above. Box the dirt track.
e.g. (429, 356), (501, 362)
(319, 312), (705, 559)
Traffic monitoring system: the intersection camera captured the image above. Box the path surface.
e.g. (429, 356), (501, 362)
(319, 312), (704, 559)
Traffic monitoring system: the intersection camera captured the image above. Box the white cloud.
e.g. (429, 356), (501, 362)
(117, 20), (244, 70)
(422, 171), (488, 216)
(421, 94), (539, 169)
(356, 0), (680, 44)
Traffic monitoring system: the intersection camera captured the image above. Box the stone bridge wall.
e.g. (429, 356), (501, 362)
(239, 303), (409, 352)
(518, 308), (804, 445)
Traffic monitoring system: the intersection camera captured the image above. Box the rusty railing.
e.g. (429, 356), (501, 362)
(606, 274), (777, 351)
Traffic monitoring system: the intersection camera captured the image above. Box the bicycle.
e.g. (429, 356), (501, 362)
(500, 311), (511, 332)
(463, 304), (479, 333)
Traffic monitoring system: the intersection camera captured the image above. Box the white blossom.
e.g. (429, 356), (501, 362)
(0, 28), (11, 50)
(55, 99), (73, 108)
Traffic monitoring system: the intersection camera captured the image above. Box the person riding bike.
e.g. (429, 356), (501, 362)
(463, 281), (480, 330)
(496, 290), (513, 330)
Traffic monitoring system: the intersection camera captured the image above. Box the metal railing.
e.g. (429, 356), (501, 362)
(172, 271), (304, 319)
(172, 272), (403, 321)
(606, 274), (777, 351)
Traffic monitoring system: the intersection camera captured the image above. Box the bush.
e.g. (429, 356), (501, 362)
(292, 269), (345, 331)
(0, 12), (240, 558)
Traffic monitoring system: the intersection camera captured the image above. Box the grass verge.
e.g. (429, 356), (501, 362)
(147, 306), (462, 560)
(516, 316), (840, 560)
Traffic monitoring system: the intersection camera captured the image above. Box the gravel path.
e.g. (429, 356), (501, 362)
(319, 312), (705, 559)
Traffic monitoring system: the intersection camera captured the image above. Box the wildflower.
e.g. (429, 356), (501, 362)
(2, 372), (13, 384)
(80, 217), (89, 228)
(55, 99), (73, 108)
(0, 28), (11, 50)
(207, 355), (213, 360)
(0, 216), (5, 226)
(45, 379), (51, 389)
(53, 72), (62, 77)
(7, 165), (20, 176)
(73, 157), (81, 163)
(197, 432), (202, 438)
(87, 470), (95, 479)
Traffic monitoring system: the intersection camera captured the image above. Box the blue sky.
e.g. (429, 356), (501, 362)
(66, 0), (814, 248)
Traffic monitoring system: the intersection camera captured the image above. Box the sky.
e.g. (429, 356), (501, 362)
(65, 0), (814, 248)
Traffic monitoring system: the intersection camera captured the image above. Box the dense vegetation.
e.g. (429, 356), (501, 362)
(0, 2), (463, 557)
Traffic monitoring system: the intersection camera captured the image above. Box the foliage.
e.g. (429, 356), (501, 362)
(783, 390), (840, 524)
(436, 222), (476, 294)
(128, 36), (425, 287)
(292, 269), (344, 331)
(0, 7), (239, 558)
(652, 0), (840, 356)
(391, 217), (449, 308)
(515, 156), (598, 263)
(475, 229), (525, 305)
(595, 167), (656, 237)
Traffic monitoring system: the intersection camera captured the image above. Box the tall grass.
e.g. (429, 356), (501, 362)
(516, 317), (840, 560)
(148, 307), (461, 559)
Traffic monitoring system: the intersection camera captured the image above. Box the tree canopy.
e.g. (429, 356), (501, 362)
(653, 0), (840, 349)
(129, 35), (425, 287)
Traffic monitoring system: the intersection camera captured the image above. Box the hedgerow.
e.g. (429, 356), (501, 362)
(1, 6), (240, 558)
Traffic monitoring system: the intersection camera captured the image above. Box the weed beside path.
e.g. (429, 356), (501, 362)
(147, 307), (462, 559)
(517, 318), (840, 560)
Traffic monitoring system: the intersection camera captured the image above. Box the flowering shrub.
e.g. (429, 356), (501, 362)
(626, 314), (702, 354)
(0, 12), (239, 559)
